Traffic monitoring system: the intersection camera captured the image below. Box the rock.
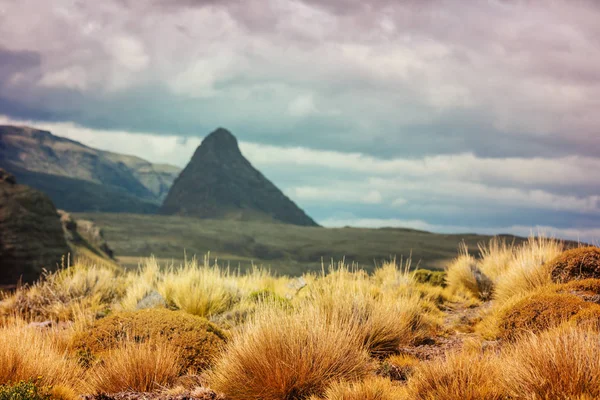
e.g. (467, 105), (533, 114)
(27, 320), (53, 329)
(136, 290), (167, 310)
(160, 128), (318, 227)
(0, 169), (70, 284)
(58, 210), (115, 260)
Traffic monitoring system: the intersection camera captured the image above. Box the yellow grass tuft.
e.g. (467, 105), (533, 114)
(312, 377), (406, 400)
(492, 235), (564, 303)
(501, 326), (600, 399)
(405, 352), (504, 400)
(0, 320), (83, 391)
(85, 340), (182, 393)
(208, 305), (372, 400)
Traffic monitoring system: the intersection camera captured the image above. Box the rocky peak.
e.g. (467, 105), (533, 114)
(192, 128), (243, 162)
(160, 128), (318, 227)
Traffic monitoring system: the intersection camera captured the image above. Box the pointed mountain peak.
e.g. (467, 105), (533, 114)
(161, 128), (319, 227)
(202, 127), (238, 148)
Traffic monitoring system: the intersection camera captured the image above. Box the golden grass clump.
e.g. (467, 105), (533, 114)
(0, 320), (83, 393)
(85, 340), (182, 393)
(405, 352), (504, 400)
(477, 237), (515, 280)
(501, 326), (600, 399)
(548, 246), (600, 283)
(445, 250), (493, 300)
(1, 262), (124, 322)
(72, 308), (226, 372)
(312, 377), (406, 400)
(492, 236), (564, 303)
(208, 305), (372, 400)
(302, 261), (428, 357)
(495, 291), (600, 340)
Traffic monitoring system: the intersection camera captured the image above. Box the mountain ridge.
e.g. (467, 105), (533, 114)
(0, 125), (181, 212)
(160, 128), (318, 227)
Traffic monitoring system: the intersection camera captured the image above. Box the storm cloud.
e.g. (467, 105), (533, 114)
(0, 0), (599, 240)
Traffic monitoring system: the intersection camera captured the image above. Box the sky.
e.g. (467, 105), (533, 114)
(0, 0), (599, 242)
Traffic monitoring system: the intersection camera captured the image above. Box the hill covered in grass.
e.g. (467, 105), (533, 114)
(75, 212), (530, 274)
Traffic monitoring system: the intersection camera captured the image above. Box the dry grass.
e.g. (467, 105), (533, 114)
(0, 320), (83, 393)
(477, 237), (515, 280)
(492, 236), (564, 303)
(405, 352), (504, 400)
(85, 340), (182, 393)
(1, 262), (123, 322)
(302, 261), (429, 357)
(501, 326), (600, 399)
(312, 377), (406, 400)
(208, 305), (372, 400)
(445, 251), (492, 300)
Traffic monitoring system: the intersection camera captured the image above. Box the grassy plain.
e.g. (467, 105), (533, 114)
(75, 212), (529, 274)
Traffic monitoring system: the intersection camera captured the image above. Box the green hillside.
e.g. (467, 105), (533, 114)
(76, 212), (530, 275)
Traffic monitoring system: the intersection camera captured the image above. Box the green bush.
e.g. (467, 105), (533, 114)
(72, 309), (227, 372)
(412, 269), (446, 287)
(0, 381), (50, 400)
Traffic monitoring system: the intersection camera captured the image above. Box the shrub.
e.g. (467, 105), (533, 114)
(412, 269), (446, 287)
(501, 326), (600, 399)
(72, 309), (226, 372)
(405, 352), (504, 400)
(445, 253), (493, 300)
(85, 340), (181, 393)
(549, 247), (600, 283)
(556, 278), (600, 302)
(0, 381), (50, 400)
(313, 377), (406, 400)
(0, 322), (82, 392)
(208, 305), (372, 400)
(496, 292), (600, 340)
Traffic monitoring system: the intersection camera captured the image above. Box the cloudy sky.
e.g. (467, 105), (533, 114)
(1, 0), (599, 241)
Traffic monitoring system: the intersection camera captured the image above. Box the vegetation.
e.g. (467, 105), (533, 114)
(71, 308), (227, 372)
(2, 235), (599, 399)
(75, 212), (531, 273)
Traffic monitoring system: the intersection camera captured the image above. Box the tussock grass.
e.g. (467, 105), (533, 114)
(208, 305), (372, 400)
(1, 262), (123, 322)
(312, 377), (406, 400)
(85, 340), (182, 393)
(493, 236), (564, 303)
(0, 320), (83, 392)
(445, 250), (492, 300)
(405, 352), (504, 400)
(501, 326), (600, 399)
(303, 260), (430, 357)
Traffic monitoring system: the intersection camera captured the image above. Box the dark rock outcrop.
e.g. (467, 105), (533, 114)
(58, 210), (115, 259)
(160, 128), (318, 227)
(0, 169), (70, 285)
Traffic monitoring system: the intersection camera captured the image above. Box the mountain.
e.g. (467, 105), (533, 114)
(0, 169), (69, 285)
(0, 125), (180, 213)
(160, 128), (318, 227)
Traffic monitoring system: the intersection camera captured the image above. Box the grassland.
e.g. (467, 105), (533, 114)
(75, 212), (529, 274)
(1, 236), (600, 399)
